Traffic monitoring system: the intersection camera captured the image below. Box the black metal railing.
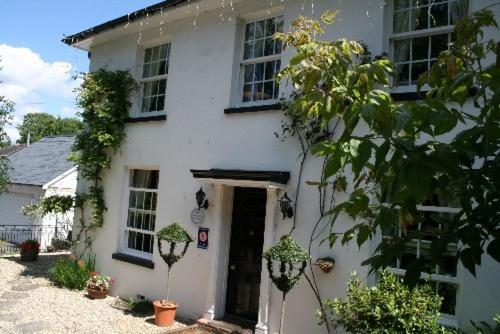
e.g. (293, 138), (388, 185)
(0, 224), (72, 255)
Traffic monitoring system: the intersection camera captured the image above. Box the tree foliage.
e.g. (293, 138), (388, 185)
(17, 113), (82, 144)
(0, 63), (14, 194)
(277, 9), (500, 284)
(319, 270), (453, 334)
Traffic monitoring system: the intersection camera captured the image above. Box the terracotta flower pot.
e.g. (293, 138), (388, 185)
(87, 288), (109, 299)
(20, 248), (39, 262)
(153, 300), (178, 327)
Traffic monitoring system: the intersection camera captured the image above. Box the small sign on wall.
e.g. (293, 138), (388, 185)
(198, 227), (209, 249)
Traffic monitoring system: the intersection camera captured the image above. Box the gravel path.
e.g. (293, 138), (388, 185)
(0, 253), (188, 334)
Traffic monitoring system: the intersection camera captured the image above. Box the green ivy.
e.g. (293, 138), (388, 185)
(27, 69), (136, 257)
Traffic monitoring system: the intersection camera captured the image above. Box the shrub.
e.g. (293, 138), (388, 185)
(319, 270), (454, 334)
(49, 257), (95, 290)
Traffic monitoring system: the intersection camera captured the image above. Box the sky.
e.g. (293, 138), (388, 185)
(0, 1), (157, 143)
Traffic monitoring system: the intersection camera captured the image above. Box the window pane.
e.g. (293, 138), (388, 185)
(243, 84), (253, 102)
(411, 7), (428, 30)
(151, 214), (156, 231)
(129, 191), (137, 208)
(395, 0), (410, 10)
(253, 83), (263, 101)
(244, 64), (254, 83)
(394, 39), (410, 62)
(254, 63), (264, 82)
(412, 36), (429, 60)
(254, 39), (264, 58)
(245, 22), (255, 41)
(130, 170), (159, 189)
(411, 61), (428, 82)
(152, 193), (157, 211)
(244, 41), (254, 60)
(143, 234), (152, 253)
(151, 46), (160, 62)
(394, 10), (409, 33)
(264, 61), (276, 80)
(255, 20), (264, 39)
(431, 33), (449, 58)
(263, 81), (274, 100)
(159, 60), (167, 76)
(128, 231), (136, 250)
(156, 95), (165, 112)
(265, 17), (276, 37)
(275, 39), (283, 54)
(438, 282), (457, 315)
(143, 64), (151, 78)
(127, 211), (135, 228)
(264, 37), (275, 56)
(277, 16), (284, 33)
(430, 3), (449, 27)
(160, 44), (169, 60)
(143, 82), (152, 97)
(396, 63), (410, 85)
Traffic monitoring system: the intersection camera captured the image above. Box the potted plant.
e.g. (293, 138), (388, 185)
(86, 271), (114, 299)
(154, 222), (193, 327)
(19, 239), (40, 262)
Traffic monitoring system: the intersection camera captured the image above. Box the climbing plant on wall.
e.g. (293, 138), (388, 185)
(26, 69), (136, 257)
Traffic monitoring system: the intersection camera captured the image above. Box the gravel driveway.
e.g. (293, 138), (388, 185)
(0, 253), (188, 334)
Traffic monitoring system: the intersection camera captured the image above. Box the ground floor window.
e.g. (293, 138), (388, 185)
(383, 205), (460, 323)
(124, 169), (159, 256)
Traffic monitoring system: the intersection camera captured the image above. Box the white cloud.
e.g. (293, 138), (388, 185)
(0, 44), (80, 143)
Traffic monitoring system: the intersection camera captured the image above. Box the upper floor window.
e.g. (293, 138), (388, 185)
(390, 0), (468, 86)
(124, 169), (159, 257)
(141, 43), (170, 114)
(241, 16), (284, 103)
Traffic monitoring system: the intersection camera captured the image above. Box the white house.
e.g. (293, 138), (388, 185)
(63, 1), (500, 333)
(0, 136), (76, 251)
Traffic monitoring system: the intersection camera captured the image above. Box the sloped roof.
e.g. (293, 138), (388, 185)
(0, 145), (26, 157)
(62, 0), (188, 46)
(7, 136), (75, 187)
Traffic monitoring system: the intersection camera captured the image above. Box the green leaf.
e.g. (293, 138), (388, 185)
(350, 139), (373, 176)
(487, 238), (500, 262)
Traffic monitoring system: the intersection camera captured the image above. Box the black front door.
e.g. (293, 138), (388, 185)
(225, 187), (266, 321)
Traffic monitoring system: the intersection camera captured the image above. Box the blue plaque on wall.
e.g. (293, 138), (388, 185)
(198, 227), (209, 249)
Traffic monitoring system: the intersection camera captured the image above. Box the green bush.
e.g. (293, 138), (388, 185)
(319, 270), (454, 334)
(49, 257), (95, 290)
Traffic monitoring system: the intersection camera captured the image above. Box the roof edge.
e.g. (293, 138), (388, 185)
(62, 0), (189, 46)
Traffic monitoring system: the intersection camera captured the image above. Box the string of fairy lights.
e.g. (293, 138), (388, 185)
(63, 0), (445, 83)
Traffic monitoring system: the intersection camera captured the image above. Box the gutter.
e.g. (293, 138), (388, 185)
(62, 0), (190, 46)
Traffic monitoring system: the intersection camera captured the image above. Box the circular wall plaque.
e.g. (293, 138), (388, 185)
(191, 208), (205, 225)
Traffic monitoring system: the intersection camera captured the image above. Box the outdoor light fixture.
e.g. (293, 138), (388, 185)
(195, 187), (209, 210)
(279, 192), (294, 219)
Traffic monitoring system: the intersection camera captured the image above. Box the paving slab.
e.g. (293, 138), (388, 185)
(11, 284), (39, 292)
(17, 321), (47, 334)
(0, 312), (21, 322)
(0, 300), (19, 312)
(0, 291), (29, 300)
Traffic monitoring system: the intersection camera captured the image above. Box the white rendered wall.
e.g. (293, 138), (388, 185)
(82, 0), (500, 332)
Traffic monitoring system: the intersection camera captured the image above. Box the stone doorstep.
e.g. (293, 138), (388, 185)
(196, 318), (253, 334)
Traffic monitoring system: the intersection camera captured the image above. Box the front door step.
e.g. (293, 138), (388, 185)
(197, 318), (253, 334)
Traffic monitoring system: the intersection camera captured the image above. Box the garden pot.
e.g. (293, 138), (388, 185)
(87, 289), (109, 299)
(20, 249), (39, 262)
(153, 300), (178, 327)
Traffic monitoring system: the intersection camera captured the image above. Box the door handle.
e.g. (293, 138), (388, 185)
(230, 264), (237, 270)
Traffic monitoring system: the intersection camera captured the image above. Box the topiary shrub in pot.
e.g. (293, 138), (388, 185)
(154, 222), (193, 327)
(19, 239), (40, 262)
(264, 236), (310, 334)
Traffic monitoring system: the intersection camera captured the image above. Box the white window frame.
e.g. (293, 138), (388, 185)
(388, 0), (469, 93)
(386, 205), (461, 327)
(238, 14), (284, 107)
(122, 169), (159, 260)
(139, 43), (171, 116)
